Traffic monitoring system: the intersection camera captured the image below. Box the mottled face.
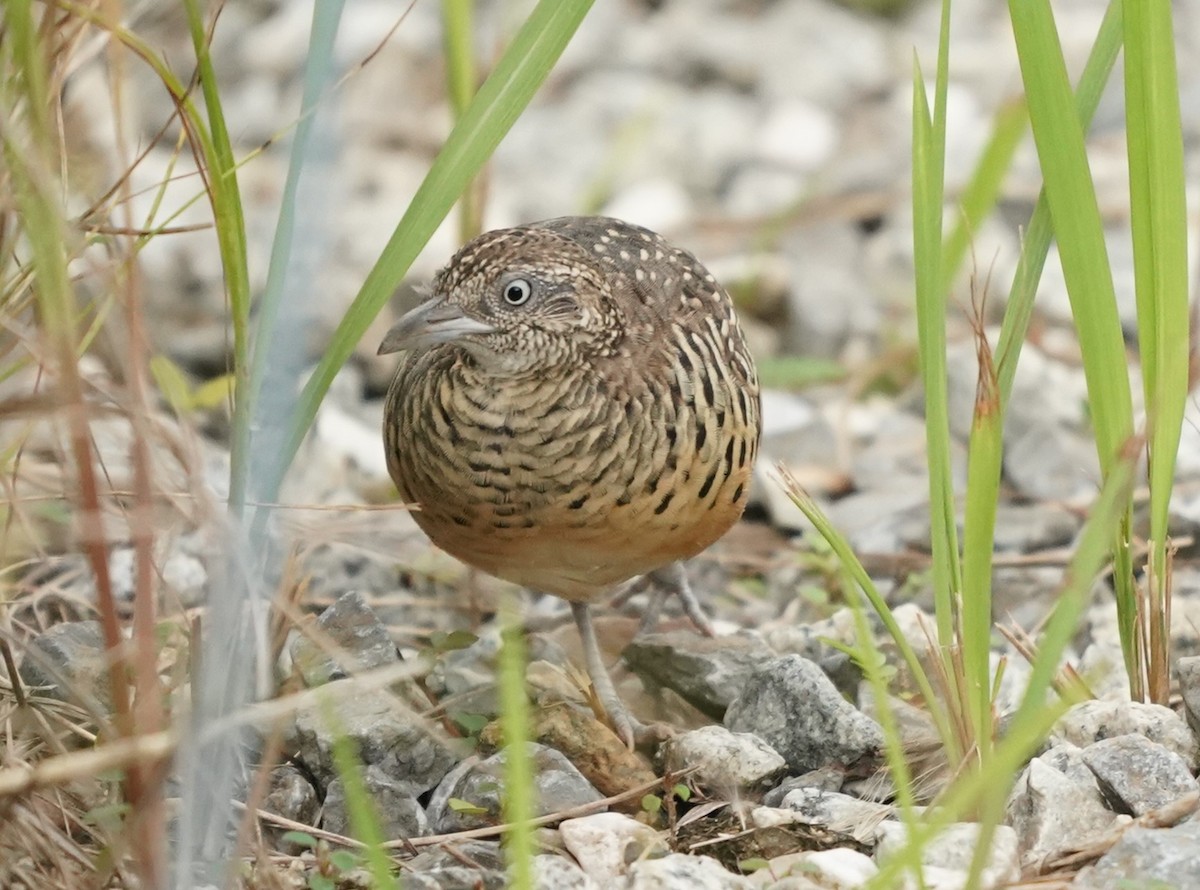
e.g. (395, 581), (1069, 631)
(379, 227), (623, 374)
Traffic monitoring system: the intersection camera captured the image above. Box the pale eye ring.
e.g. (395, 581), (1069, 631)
(502, 278), (533, 306)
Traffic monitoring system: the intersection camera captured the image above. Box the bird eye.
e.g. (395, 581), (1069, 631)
(502, 279), (533, 306)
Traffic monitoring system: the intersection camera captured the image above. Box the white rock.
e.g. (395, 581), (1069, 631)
(781, 787), (894, 846)
(602, 179), (693, 234)
(758, 100), (839, 172)
(875, 822), (1019, 889)
(626, 852), (750, 889)
(533, 853), (598, 890)
(558, 812), (664, 883)
(747, 847), (878, 888)
(663, 726), (787, 792)
(749, 806), (796, 829)
(724, 164), (809, 218)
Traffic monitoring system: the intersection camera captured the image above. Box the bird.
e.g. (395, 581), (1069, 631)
(379, 216), (761, 745)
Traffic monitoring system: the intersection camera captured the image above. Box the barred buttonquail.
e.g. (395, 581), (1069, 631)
(379, 216), (761, 744)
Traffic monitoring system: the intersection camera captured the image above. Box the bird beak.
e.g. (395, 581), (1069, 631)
(377, 297), (496, 355)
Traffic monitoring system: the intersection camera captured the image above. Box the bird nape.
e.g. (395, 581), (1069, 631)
(379, 215), (761, 747)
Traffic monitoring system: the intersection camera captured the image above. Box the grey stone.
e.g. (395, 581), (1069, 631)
(423, 758), (476, 835)
(825, 485), (935, 557)
(762, 768), (845, 808)
(425, 630), (570, 717)
(1041, 741), (1108, 786)
(944, 340), (1100, 503)
(625, 852), (750, 889)
(1074, 820), (1200, 889)
(1166, 590), (1200, 659)
(1178, 655), (1200, 737)
(623, 630), (773, 721)
(109, 546), (208, 606)
(1075, 640), (1131, 702)
(288, 680), (459, 796)
(321, 765), (429, 841)
(1006, 749), (1120, 869)
(765, 610), (865, 700)
(764, 608), (858, 657)
(1005, 418), (1101, 504)
(726, 655), (882, 776)
(1052, 700), (1200, 770)
(18, 621), (112, 714)
(1082, 734), (1200, 817)
(663, 726), (787, 793)
(428, 744), (603, 833)
(402, 866), (506, 890)
(261, 765), (320, 852)
(403, 841), (506, 890)
(778, 224), (876, 360)
(757, 391), (840, 468)
(991, 503), (1081, 553)
(295, 540), (405, 606)
(992, 566), (1078, 635)
(290, 590), (399, 686)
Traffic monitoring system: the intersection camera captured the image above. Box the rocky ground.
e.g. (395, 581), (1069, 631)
(9, 0), (1200, 887)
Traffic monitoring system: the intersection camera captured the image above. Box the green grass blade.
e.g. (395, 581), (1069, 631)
(442, 0), (477, 118)
(995, 0), (1123, 406)
(779, 468), (959, 762)
(868, 435), (1134, 890)
(181, 1), (254, 513)
(442, 0), (484, 243)
(499, 598), (534, 889)
(233, 2), (345, 509)
(1009, 0), (1138, 695)
(1123, 0), (1189, 700)
(959, 334), (1001, 761)
(257, 0), (594, 511)
(321, 697), (399, 889)
(1007, 0), (1132, 476)
(912, 0), (962, 650)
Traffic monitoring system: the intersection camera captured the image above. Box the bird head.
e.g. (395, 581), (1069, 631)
(378, 225), (624, 374)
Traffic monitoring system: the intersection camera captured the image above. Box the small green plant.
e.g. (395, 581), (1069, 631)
(452, 711), (490, 746)
(737, 857), (771, 874)
(281, 833), (361, 890)
(149, 356), (235, 416)
(447, 797), (491, 818)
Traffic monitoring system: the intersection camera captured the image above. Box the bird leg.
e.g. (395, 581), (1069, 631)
(571, 601), (662, 749)
(638, 562), (715, 637)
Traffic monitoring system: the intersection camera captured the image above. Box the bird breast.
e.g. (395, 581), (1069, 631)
(385, 329), (760, 601)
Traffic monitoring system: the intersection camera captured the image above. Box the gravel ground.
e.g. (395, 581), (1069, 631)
(9, 0), (1200, 887)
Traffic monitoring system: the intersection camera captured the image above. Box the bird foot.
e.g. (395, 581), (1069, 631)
(598, 693), (674, 750)
(571, 601), (675, 750)
(638, 563), (714, 637)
